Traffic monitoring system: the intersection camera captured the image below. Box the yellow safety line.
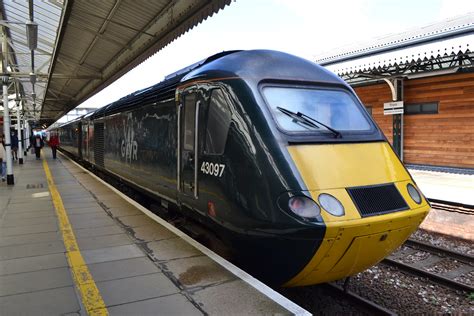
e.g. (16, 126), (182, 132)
(43, 159), (108, 316)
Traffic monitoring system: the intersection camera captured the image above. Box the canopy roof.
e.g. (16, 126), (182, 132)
(315, 12), (474, 85)
(0, 0), (232, 127)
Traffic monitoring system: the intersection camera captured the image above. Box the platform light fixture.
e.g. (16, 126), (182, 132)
(26, 20), (38, 50)
(29, 72), (36, 85)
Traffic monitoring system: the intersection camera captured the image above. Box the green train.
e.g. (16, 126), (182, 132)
(56, 50), (431, 286)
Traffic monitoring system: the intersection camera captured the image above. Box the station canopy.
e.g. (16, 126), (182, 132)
(0, 0), (232, 127)
(315, 12), (474, 85)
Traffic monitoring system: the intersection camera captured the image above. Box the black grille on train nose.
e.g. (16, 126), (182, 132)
(347, 183), (409, 217)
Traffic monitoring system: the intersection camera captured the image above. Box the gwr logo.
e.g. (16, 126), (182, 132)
(121, 113), (138, 162)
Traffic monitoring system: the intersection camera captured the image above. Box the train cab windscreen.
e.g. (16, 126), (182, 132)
(263, 86), (372, 134)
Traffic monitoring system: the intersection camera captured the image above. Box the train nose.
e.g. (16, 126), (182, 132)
(282, 141), (431, 287)
(284, 205), (429, 287)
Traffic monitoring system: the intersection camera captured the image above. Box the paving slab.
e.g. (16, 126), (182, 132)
(3, 209), (56, 220)
(191, 279), (291, 316)
(106, 205), (143, 217)
(0, 231), (61, 247)
(67, 212), (112, 224)
(82, 244), (146, 264)
(0, 267), (73, 296)
(0, 222), (58, 237)
(164, 255), (236, 289)
(0, 215), (57, 227)
(76, 233), (134, 250)
(128, 223), (177, 242)
(0, 253), (68, 275)
(0, 240), (65, 261)
(88, 257), (160, 282)
(0, 287), (80, 316)
(96, 273), (178, 307)
(147, 237), (201, 261)
(69, 217), (116, 229)
(115, 214), (153, 228)
(107, 293), (202, 316)
(74, 225), (124, 238)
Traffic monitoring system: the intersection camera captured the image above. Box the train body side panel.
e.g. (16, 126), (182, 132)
(103, 99), (177, 201)
(59, 121), (80, 157)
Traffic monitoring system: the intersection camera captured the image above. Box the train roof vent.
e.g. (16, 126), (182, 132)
(347, 183), (408, 217)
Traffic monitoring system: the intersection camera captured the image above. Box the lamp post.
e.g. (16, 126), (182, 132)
(2, 73), (14, 184)
(16, 98), (24, 164)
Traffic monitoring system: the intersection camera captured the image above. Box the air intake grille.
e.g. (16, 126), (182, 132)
(347, 183), (408, 217)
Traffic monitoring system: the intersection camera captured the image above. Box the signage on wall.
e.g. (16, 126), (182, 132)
(383, 101), (404, 115)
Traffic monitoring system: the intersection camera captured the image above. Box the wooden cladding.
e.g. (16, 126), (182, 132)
(354, 72), (474, 169)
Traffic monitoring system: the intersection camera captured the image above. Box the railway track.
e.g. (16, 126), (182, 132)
(325, 283), (397, 316)
(428, 198), (474, 215)
(383, 238), (474, 292)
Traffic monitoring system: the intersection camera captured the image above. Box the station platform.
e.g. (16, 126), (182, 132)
(408, 167), (474, 206)
(0, 149), (308, 316)
(408, 167), (474, 241)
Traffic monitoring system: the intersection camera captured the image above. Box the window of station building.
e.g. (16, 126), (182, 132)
(204, 89), (232, 155)
(404, 102), (439, 115)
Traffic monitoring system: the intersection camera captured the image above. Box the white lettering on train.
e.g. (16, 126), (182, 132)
(121, 113), (138, 162)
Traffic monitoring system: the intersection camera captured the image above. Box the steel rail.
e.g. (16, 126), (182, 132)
(428, 198), (474, 215)
(325, 283), (397, 316)
(382, 258), (473, 292)
(406, 239), (474, 263)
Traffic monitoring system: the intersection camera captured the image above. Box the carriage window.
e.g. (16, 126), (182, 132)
(205, 89), (232, 154)
(183, 94), (196, 151)
(263, 86), (371, 133)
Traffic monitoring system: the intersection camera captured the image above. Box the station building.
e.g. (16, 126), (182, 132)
(317, 13), (474, 170)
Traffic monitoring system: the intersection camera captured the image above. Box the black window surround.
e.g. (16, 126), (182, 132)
(404, 102), (439, 115)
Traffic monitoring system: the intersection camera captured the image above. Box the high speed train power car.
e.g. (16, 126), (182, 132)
(56, 50), (430, 286)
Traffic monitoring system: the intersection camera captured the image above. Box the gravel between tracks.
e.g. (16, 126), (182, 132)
(347, 264), (473, 314)
(411, 229), (474, 256)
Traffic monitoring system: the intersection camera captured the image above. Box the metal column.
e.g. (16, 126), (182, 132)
(2, 75), (14, 184)
(16, 98), (24, 164)
(392, 79), (404, 161)
(2, 31), (14, 184)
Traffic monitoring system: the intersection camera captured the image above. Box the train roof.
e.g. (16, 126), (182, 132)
(183, 50), (346, 86)
(69, 50), (346, 121)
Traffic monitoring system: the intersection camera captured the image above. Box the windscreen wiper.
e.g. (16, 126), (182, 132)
(276, 107), (342, 138)
(277, 106), (319, 130)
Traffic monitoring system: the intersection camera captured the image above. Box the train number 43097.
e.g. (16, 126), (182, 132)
(201, 161), (225, 177)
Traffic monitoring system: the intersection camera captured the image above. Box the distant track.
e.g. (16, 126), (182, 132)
(383, 239), (474, 292)
(405, 239), (474, 263)
(428, 199), (474, 215)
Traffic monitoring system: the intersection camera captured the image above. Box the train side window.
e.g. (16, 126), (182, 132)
(204, 89), (232, 154)
(183, 94), (196, 151)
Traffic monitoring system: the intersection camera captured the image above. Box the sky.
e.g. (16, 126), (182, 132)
(69, 0), (473, 119)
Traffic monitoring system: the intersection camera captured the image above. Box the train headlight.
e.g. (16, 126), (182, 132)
(407, 183), (422, 204)
(318, 193), (345, 216)
(288, 196), (321, 221)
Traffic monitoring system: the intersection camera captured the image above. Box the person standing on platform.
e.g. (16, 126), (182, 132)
(48, 132), (60, 159)
(10, 131), (18, 161)
(33, 134), (44, 160)
(0, 135), (6, 181)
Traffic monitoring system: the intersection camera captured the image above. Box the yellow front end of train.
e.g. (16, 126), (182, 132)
(285, 141), (430, 287)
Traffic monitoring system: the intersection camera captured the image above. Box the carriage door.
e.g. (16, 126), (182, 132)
(179, 88), (201, 200)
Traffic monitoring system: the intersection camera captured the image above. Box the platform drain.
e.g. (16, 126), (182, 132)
(26, 183), (45, 189)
